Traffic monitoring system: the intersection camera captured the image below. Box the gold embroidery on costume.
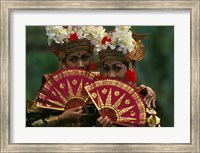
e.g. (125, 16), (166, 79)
(31, 119), (44, 127)
(146, 108), (161, 127)
(147, 115), (160, 127)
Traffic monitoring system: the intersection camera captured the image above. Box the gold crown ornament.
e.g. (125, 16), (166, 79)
(93, 26), (150, 83)
(93, 26), (149, 63)
(46, 26), (106, 58)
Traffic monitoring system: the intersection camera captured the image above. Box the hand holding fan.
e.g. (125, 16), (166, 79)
(85, 79), (147, 126)
(36, 68), (96, 111)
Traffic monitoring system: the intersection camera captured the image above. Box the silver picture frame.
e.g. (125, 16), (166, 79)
(1, 0), (199, 152)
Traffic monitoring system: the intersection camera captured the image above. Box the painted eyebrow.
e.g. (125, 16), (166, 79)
(68, 56), (78, 58)
(81, 53), (90, 56)
(68, 53), (90, 58)
(112, 63), (124, 67)
(103, 63), (123, 67)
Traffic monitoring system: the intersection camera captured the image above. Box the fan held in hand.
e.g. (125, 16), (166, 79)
(36, 68), (96, 111)
(85, 79), (147, 126)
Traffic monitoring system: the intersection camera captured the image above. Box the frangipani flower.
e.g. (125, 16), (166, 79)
(46, 26), (105, 46)
(46, 26), (136, 58)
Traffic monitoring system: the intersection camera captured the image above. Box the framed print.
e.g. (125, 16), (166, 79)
(1, 0), (199, 152)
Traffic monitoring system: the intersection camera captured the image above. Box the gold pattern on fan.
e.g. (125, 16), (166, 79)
(76, 79), (83, 97)
(38, 93), (64, 107)
(125, 99), (130, 104)
(37, 102), (42, 106)
(54, 88), (67, 102)
(97, 91), (104, 109)
(92, 93), (97, 98)
(113, 93), (126, 109)
(118, 117), (136, 122)
(102, 88), (107, 94)
(59, 83), (65, 89)
(118, 106), (134, 117)
(38, 93), (46, 99)
(132, 92), (140, 100)
(51, 91), (56, 96)
(114, 91), (120, 96)
(67, 80), (75, 96)
(44, 83), (51, 90)
(105, 89), (112, 107)
(130, 110), (136, 116)
(48, 99), (64, 107)
(53, 74), (59, 82)
(85, 79), (147, 124)
(72, 79), (77, 85)
(37, 69), (97, 111)
(65, 79), (88, 101)
(95, 88), (134, 122)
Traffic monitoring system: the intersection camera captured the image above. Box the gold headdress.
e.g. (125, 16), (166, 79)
(46, 26), (106, 58)
(94, 26), (149, 63)
(93, 26), (149, 83)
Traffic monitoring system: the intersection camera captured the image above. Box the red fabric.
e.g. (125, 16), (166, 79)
(125, 69), (137, 83)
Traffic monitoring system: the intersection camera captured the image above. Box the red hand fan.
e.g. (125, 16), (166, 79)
(84, 79), (147, 126)
(36, 68), (96, 111)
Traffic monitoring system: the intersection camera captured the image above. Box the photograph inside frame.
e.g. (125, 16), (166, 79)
(26, 26), (174, 127)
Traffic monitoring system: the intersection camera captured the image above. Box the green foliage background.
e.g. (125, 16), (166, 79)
(26, 26), (174, 127)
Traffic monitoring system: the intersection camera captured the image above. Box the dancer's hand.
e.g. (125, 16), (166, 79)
(96, 116), (113, 127)
(140, 85), (156, 108)
(58, 106), (83, 123)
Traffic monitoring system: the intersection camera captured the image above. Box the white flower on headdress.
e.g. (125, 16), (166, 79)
(46, 26), (67, 46)
(81, 26), (107, 53)
(115, 26), (131, 33)
(110, 26), (135, 54)
(46, 26), (107, 49)
(94, 32), (112, 53)
(93, 26), (135, 55)
(46, 26), (136, 57)
(82, 26), (106, 45)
